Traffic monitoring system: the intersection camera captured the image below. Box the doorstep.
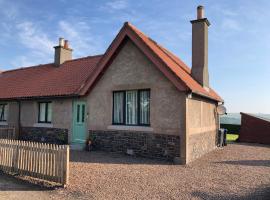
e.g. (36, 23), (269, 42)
(70, 143), (86, 150)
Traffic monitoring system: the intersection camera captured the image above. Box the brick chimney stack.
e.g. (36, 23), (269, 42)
(190, 5), (210, 88)
(54, 37), (72, 66)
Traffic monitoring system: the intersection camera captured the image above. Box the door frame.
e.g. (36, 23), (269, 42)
(72, 100), (87, 144)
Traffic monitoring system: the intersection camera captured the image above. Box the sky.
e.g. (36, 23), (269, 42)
(0, 0), (269, 114)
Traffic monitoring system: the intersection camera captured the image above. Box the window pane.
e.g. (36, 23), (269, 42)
(39, 103), (46, 122)
(77, 104), (80, 123)
(81, 104), (85, 123)
(4, 105), (8, 121)
(140, 90), (150, 124)
(47, 103), (52, 122)
(0, 104), (6, 121)
(126, 91), (137, 125)
(113, 92), (124, 124)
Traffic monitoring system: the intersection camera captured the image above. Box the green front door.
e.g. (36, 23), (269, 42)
(72, 101), (86, 144)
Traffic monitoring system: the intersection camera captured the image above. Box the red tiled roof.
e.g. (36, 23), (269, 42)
(0, 22), (222, 102)
(79, 22), (223, 102)
(126, 23), (222, 102)
(0, 55), (102, 99)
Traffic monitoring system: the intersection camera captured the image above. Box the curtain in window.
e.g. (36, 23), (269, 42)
(0, 104), (6, 121)
(39, 103), (46, 122)
(140, 90), (150, 124)
(126, 91), (137, 125)
(113, 92), (124, 123)
(47, 103), (52, 122)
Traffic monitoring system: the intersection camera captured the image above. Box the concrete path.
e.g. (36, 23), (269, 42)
(0, 172), (54, 200)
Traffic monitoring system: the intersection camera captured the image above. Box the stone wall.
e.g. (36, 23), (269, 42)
(20, 127), (68, 144)
(186, 97), (218, 163)
(188, 131), (217, 160)
(89, 130), (180, 161)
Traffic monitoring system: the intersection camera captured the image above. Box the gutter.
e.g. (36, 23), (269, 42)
(0, 94), (80, 102)
(190, 90), (223, 103)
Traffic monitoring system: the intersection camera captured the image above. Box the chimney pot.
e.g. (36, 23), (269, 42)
(64, 40), (69, 49)
(197, 5), (204, 19)
(59, 37), (64, 47)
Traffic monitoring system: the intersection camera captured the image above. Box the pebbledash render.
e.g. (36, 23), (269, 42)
(0, 6), (223, 164)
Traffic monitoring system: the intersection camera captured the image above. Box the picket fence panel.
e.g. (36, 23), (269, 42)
(0, 139), (69, 186)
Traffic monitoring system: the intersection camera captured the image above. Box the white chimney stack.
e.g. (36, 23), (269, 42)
(59, 37), (64, 47)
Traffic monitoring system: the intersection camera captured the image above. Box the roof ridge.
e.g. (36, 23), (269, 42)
(241, 112), (270, 123)
(2, 63), (53, 74)
(126, 22), (191, 74)
(2, 54), (104, 74)
(150, 39), (191, 74)
(65, 54), (104, 62)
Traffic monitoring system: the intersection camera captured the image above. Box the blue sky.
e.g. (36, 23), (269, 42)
(0, 0), (269, 113)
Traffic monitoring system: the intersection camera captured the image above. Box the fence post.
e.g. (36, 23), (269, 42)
(12, 140), (19, 173)
(63, 145), (69, 186)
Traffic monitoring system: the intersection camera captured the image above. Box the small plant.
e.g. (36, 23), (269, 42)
(86, 135), (95, 151)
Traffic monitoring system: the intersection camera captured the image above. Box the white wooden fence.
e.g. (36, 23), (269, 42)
(0, 139), (69, 186)
(0, 127), (16, 139)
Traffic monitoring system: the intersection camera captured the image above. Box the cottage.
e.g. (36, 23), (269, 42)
(0, 6), (223, 164)
(239, 113), (270, 145)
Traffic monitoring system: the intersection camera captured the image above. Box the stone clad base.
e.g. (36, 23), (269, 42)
(188, 131), (217, 162)
(20, 127), (68, 144)
(89, 130), (180, 161)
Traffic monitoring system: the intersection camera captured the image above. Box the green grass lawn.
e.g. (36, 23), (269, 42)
(226, 134), (239, 142)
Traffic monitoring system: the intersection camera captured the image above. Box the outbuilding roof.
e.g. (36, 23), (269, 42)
(0, 22), (222, 102)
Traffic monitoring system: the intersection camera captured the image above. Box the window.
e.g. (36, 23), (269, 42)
(38, 102), (52, 123)
(76, 103), (85, 123)
(0, 104), (7, 122)
(113, 89), (150, 126)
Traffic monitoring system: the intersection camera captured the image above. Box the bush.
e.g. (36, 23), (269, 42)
(221, 124), (240, 135)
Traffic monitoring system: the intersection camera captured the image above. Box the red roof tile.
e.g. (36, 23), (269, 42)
(0, 55), (102, 99)
(0, 22), (222, 102)
(79, 22), (223, 102)
(127, 23), (222, 102)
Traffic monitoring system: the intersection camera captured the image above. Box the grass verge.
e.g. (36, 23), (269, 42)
(226, 134), (239, 142)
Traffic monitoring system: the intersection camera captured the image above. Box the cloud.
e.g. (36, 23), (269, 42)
(4, 21), (55, 67)
(105, 0), (128, 10)
(221, 18), (241, 31)
(16, 21), (54, 56)
(58, 20), (104, 56)
(0, 0), (19, 20)
(100, 0), (128, 11)
(11, 55), (37, 68)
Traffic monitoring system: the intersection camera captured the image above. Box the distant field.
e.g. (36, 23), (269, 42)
(226, 134), (239, 142)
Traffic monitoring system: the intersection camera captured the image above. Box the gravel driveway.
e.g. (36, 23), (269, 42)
(55, 143), (270, 200)
(1, 143), (270, 200)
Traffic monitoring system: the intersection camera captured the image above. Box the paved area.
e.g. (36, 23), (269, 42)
(1, 143), (270, 200)
(0, 172), (53, 200)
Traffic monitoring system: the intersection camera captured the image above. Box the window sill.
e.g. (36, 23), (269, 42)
(108, 125), (153, 132)
(0, 122), (8, 126)
(33, 123), (53, 128)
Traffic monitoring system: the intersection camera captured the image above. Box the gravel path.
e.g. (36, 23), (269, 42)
(1, 143), (269, 200)
(55, 143), (270, 200)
